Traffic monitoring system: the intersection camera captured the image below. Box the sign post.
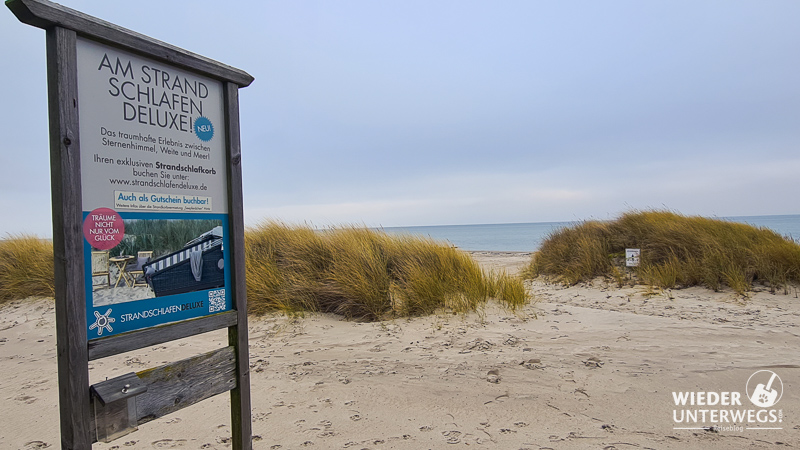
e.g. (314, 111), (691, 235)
(7, 1), (254, 448)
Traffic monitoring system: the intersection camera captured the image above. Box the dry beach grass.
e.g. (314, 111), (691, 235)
(0, 235), (54, 303)
(244, 222), (527, 320)
(526, 210), (800, 295)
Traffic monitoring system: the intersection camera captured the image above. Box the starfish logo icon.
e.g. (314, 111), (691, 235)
(89, 309), (115, 336)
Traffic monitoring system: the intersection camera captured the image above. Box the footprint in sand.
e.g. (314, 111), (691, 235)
(21, 379), (48, 390)
(249, 359), (268, 373)
(151, 439), (187, 448)
(254, 412), (272, 421)
(464, 339), (493, 352)
(441, 430), (462, 444)
(22, 441), (50, 450)
(520, 358), (543, 370)
(15, 395), (37, 404)
(583, 356), (604, 368)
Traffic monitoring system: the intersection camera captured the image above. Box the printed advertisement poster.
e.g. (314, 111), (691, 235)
(76, 37), (233, 339)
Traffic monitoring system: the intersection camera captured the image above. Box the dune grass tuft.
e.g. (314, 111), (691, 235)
(0, 235), (55, 303)
(524, 210), (800, 295)
(245, 222), (528, 320)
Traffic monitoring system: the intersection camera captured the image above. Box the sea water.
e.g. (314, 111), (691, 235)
(382, 214), (800, 252)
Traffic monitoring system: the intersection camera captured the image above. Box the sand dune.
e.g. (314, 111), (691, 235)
(0, 252), (797, 449)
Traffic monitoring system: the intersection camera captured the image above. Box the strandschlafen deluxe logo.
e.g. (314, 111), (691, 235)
(672, 370), (784, 432)
(89, 308), (115, 336)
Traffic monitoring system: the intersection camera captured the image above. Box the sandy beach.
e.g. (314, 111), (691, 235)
(1, 252), (797, 449)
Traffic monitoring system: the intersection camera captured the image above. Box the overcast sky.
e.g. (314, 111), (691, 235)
(2, 1), (799, 236)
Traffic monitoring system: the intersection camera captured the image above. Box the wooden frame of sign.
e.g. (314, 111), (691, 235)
(7, 1), (254, 448)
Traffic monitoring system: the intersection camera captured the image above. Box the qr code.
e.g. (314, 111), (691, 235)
(208, 289), (226, 313)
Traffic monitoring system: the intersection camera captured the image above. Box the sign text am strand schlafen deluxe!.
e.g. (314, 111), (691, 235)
(98, 53), (210, 132)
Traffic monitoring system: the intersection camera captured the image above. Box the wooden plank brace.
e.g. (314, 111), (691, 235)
(90, 346), (237, 443)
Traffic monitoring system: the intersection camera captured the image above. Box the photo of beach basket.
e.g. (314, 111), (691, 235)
(143, 227), (225, 297)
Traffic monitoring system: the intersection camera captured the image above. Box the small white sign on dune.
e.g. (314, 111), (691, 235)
(626, 248), (641, 267)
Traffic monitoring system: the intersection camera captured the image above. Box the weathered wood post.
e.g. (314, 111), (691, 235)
(6, 1), (254, 448)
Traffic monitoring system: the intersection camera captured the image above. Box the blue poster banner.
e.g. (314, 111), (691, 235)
(83, 211), (233, 339)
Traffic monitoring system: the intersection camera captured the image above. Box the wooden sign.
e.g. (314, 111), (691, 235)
(6, 0), (254, 448)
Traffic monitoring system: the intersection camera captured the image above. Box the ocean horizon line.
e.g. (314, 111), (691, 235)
(379, 212), (800, 231)
(380, 213), (800, 252)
